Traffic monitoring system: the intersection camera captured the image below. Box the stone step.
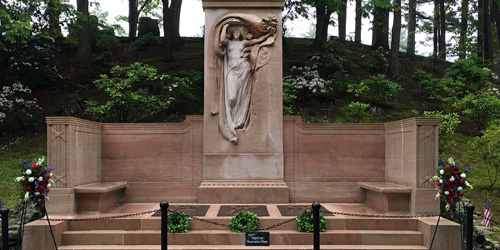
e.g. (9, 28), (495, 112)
(66, 217), (419, 231)
(59, 245), (429, 250)
(61, 230), (423, 246)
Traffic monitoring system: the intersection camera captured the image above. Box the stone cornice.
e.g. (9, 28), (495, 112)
(288, 116), (385, 131)
(384, 117), (439, 130)
(46, 117), (101, 129)
(202, 0), (284, 9)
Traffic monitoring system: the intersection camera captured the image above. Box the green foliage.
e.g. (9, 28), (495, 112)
(67, 14), (119, 50)
(363, 50), (388, 74)
(0, 82), (41, 127)
(469, 121), (500, 188)
(296, 209), (327, 232)
(415, 69), (463, 103)
(86, 63), (167, 122)
(423, 111), (460, 153)
(454, 90), (500, 131)
(283, 82), (297, 115)
(229, 211), (259, 233)
(167, 211), (191, 233)
(317, 41), (352, 89)
(347, 74), (403, 105)
(8, 36), (62, 89)
(345, 101), (370, 123)
(444, 59), (492, 92)
(138, 17), (160, 37)
(0, 0), (73, 51)
(159, 70), (202, 111)
(132, 32), (160, 50)
(91, 52), (116, 74)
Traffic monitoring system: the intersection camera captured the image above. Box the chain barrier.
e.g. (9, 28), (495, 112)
(320, 209), (439, 218)
(42, 209), (160, 221)
(172, 209), (299, 231)
(258, 216), (299, 231)
(40, 207), (440, 224)
(177, 209), (231, 229)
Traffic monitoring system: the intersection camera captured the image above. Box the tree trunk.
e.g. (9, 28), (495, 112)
(439, 0), (446, 60)
(388, 0), (401, 78)
(478, 0), (484, 58)
(338, 0), (347, 41)
(129, 0), (138, 38)
(355, 0), (362, 43)
(407, 0), (416, 56)
(76, 0), (91, 57)
(314, 4), (331, 47)
(492, 0), (500, 49)
(484, 0), (493, 61)
(48, 0), (63, 38)
(372, 0), (390, 50)
(162, 0), (173, 61)
(433, 0), (438, 56)
(169, 0), (183, 46)
(459, 0), (469, 58)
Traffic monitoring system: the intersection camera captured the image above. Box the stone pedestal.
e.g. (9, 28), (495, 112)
(200, 0), (287, 202)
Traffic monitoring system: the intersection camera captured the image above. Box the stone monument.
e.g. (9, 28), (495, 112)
(198, 0), (288, 203)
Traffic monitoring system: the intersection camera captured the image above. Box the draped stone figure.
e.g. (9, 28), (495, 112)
(211, 14), (278, 143)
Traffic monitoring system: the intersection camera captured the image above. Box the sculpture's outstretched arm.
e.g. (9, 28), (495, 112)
(245, 32), (273, 46)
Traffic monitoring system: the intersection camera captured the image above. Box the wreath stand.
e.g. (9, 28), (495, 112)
(16, 201), (58, 250)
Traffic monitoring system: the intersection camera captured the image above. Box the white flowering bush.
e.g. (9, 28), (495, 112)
(158, 70), (202, 107)
(0, 82), (41, 125)
(283, 65), (330, 95)
(9, 37), (62, 88)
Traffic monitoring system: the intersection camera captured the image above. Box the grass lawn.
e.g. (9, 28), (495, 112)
(0, 132), (46, 209)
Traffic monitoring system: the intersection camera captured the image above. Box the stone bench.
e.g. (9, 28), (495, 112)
(359, 182), (412, 212)
(74, 182), (127, 213)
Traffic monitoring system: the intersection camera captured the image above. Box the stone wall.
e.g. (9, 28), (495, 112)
(100, 116), (203, 203)
(284, 116), (386, 203)
(46, 116), (439, 205)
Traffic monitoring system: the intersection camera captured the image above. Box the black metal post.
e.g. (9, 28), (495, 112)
(466, 203), (475, 250)
(312, 202), (320, 250)
(160, 201), (169, 250)
(1, 207), (9, 250)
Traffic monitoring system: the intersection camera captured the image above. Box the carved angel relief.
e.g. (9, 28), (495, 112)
(210, 14), (278, 143)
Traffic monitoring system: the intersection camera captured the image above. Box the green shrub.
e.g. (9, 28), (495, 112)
(67, 14), (119, 50)
(0, 82), (41, 127)
(229, 211), (259, 233)
(423, 111), (460, 153)
(8, 36), (62, 89)
(445, 59), (492, 92)
(283, 82), (297, 115)
(469, 120), (500, 188)
(91, 52), (115, 73)
(159, 70), (202, 111)
(132, 32), (159, 50)
(167, 211), (191, 233)
(362, 50), (388, 74)
(85, 63), (167, 122)
(347, 74), (403, 105)
(454, 90), (500, 131)
(296, 209), (327, 233)
(345, 101), (370, 123)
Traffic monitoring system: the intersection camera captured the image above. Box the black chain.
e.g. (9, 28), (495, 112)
(43, 209), (160, 221)
(320, 209), (439, 218)
(175, 209), (232, 229)
(257, 216), (299, 231)
(173, 209), (299, 232)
